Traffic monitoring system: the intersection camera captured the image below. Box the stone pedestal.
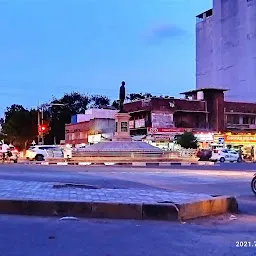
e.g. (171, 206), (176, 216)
(112, 112), (132, 141)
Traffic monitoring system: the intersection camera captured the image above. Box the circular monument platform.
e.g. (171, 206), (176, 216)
(79, 141), (162, 153)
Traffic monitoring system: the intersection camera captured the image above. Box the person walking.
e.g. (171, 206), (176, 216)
(1, 142), (9, 161)
(251, 146), (255, 162)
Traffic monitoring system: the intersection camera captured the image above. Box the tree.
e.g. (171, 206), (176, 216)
(111, 100), (119, 109)
(90, 95), (110, 108)
(2, 105), (38, 149)
(52, 92), (91, 114)
(44, 92), (91, 144)
(5, 104), (26, 120)
(176, 132), (198, 149)
(126, 93), (153, 101)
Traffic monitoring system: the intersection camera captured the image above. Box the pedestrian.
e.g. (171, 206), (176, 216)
(238, 147), (243, 159)
(1, 142), (9, 161)
(251, 146), (255, 162)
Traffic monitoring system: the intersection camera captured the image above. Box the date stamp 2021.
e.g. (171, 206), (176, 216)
(236, 241), (256, 247)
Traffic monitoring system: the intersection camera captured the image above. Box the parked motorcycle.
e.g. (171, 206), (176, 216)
(251, 174), (256, 195)
(0, 150), (18, 163)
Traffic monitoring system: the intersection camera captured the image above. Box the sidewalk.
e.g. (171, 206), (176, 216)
(0, 179), (237, 221)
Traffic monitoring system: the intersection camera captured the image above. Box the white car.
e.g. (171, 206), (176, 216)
(210, 149), (242, 163)
(26, 145), (64, 161)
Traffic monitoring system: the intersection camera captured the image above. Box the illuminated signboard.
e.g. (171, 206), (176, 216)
(224, 134), (256, 143)
(194, 133), (214, 142)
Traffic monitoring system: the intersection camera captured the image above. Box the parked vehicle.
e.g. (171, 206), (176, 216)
(0, 150), (18, 163)
(0, 144), (19, 163)
(196, 149), (212, 161)
(251, 174), (256, 195)
(210, 149), (242, 163)
(25, 145), (63, 161)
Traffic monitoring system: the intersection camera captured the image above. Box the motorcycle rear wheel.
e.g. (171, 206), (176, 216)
(251, 176), (256, 195)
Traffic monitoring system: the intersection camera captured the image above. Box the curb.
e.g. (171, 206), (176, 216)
(17, 161), (215, 166)
(0, 196), (238, 221)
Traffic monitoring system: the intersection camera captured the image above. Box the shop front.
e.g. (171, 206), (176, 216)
(146, 127), (184, 150)
(224, 133), (256, 159)
(194, 132), (214, 149)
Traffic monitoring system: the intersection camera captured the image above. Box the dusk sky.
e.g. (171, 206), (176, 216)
(0, 0), (211, 114)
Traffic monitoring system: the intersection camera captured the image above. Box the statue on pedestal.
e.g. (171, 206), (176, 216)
(119, 81), (126, 113)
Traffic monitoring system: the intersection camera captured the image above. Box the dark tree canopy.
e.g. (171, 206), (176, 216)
(126, 93), (153, 101)
(111, 100), (119, 110)
(176, 132), (198, 149)
(90, 95), (110, 109)
(43, 92), (91, 144)
(5, 104), (26, 120)
(2, 105), (37, 149)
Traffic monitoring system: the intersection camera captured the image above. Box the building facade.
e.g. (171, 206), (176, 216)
(65, 109), (118, 145)
(124, 88), (226, 135)
(196, 0), (256, 102)
(64, 88), (256, 151)
(123, 88), (256, 150)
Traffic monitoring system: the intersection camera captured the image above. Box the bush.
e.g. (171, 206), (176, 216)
(176, 132), (198, 149)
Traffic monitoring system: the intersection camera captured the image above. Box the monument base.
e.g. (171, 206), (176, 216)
(112, 112), (132, 142)
(78, 110), (162, 155)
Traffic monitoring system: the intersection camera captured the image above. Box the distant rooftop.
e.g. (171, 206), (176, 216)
(180, 88), (228, 95)
(196, 9), (213, 19)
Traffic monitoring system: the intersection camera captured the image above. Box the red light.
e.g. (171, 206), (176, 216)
(38, 125), (46, 133)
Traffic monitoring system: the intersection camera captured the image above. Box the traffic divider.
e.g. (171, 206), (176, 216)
(17, 161), (216, 166)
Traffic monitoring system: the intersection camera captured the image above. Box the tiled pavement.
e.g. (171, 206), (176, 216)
(0, 179), (213, 204)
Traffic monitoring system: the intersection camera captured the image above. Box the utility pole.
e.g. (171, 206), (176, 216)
(37, 102), (65, 145)
(41, 106), (44, 145)
(37, 101), (40, 145)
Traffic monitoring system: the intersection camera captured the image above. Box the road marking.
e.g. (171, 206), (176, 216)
(56, 162), (68, 165)
(78, 162), (92, 166)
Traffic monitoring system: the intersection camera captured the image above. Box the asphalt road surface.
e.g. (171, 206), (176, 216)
(1, 214), (256, 256)
(0, 163), (255, 212)
(0, 163), (256, 255)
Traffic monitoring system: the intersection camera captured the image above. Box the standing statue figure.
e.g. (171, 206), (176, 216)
(119, 81), (126, 112)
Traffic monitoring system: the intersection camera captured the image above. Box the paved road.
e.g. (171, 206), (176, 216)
(1, 214), (256, 256)
(0, 163), (255, 213)
(0, 164), (256, 255)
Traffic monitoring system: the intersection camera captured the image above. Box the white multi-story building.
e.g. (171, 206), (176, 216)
(65, 108), (119, 145)
(196, 0), (256, 102)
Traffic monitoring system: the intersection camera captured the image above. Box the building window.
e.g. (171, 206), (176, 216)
(227, 115), (239, 124)
(121, 122), (128, 132)
(243, 116), (249, 124)
(115, 122), (118, 132)
(250, 117), (255, 124)
(227, 115), (233, 124)
(233, 116), (239, 124)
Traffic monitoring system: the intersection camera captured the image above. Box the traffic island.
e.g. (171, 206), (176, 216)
(0, 180), (238, 221)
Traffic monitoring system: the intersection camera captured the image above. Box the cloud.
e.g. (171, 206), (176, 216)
(143, 23), (188, 43)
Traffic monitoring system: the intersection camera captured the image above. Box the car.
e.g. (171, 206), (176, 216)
(210, 149), (242, 163)
(196, 149), (212, 161)
(25, 145), (64, 161)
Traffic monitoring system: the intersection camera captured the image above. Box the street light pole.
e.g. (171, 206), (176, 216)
(41, 106), (44, 145)
(37, 101), (41, 145)
(37, 102), (65, 145)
